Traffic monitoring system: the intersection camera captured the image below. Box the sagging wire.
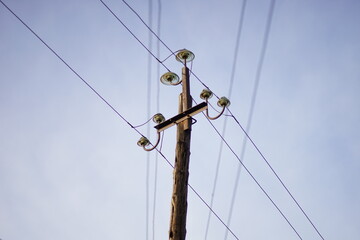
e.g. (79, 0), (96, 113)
(132, 116), (155, 129)
(195, 101), (304, 240)
(207, 101), (232, 117)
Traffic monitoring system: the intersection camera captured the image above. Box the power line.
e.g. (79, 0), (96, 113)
(154, 149), (240, 240)
(132, 116), (155, 129)
(145, 0), (154, 239)
(98, 0), (170, 72)
(155, 0), (162, 114)
(122, 0), (210, 101)
(205, 1), (248, 239)
(228, 109), (326, 240)
(118, 0), (218, 97)
(121, 0), (174, 56)
(227, 0), (248, 100)
(3, 0), (323, 237)
(199, 108), (304, 240)
(225, 0), (276, 239)
(152, 1), (162, 240)
(98, 2), (238, 236)
(0, 0), (138, 133)
(0, 2), (240, 239)
(100, 1), (325, 238)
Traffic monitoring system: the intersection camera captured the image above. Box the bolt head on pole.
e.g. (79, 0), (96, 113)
(175, 49), (195, 63)
(160, 72), (181, 85)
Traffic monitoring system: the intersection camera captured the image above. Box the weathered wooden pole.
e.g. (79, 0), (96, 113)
(169, 66), (192, 240)
(137, 49), (226, 239)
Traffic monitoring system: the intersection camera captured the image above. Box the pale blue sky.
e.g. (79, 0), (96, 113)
(1, 0), (359, 239)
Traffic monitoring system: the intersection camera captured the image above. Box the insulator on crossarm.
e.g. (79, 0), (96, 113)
(217, 97), (231, 108)
(200, 89), (213, 101)
(137, 136), (150, 147)
(153, 113), (165, 124)
(203, 92), (230, 120)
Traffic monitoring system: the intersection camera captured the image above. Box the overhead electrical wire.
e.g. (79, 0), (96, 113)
(225, 0), (276, 239)
(132, 116), (155, 128)
(0, 0), (139, 133)
(112, 0), (302, 239)
(120, 0), (174, 56)
(227, 108), (326, 240)
(207, 102), (232, 117)
(160, 153), (240, 240)
(117, 0), (216, 96)
(204, 1), (248, 239)
(190, 100), (303, 240)
(152, 1), (162, 240)
(99, 0), (326, 239)
(3, 0), (323, 237)
(0, 1), (240, 239)
(155, 0), (162, 118)
(99, 0), (170, 72)
(145, 0), (153, 239)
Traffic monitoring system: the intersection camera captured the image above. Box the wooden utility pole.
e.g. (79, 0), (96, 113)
(139, 49), (227, 240)
(169, 66), (192, 240)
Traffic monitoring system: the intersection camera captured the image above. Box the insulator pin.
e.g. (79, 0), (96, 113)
(137, 137), (150, 147)
(200, 89), (213, 100)
(217, 97), (231, 108)
(153, 113), (165, 124)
